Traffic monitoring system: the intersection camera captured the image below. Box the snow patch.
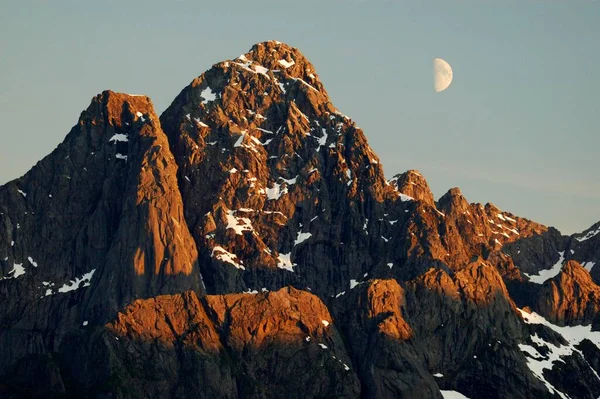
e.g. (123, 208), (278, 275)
(277, 253), (295, 272)
(441, 390), (470, 399)
(524, 251), (565, 284)
(212, 246), (245, 270)
(582, 261), (596, 272)
(226, 210), (253, 235)
(398, 193), (414, 202)
(234, 130), (247, 147)
(277, 59), (295, 68)
(233, 60), (271, 79)
(109, 133), (128, 143)
(1, 263), (25, 280)
(200, 86), (217, 103)
(194, 118), (208, 127)
(294, 231), (312, 246)
(265, 182), (288, 200)
(57, 269), (96, 293)
(518, 308), (600, 398)
(315, 129), (328, 152)
(253, 64), (270, 75)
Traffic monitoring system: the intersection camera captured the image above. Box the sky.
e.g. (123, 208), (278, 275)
(1, 0), (599, 234)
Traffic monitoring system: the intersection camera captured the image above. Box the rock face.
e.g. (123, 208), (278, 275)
(0, 91), (204, 377)
(77, 288), (358, 399)
(1, 41), (600, 398)
(535, 260), (600, 326)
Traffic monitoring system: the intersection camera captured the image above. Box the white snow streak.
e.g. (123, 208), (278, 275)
(524, 251), (565, 284)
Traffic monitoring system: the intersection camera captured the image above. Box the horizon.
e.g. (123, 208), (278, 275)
(1, 0), (598, 234)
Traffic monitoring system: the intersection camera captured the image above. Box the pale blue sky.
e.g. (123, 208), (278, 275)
(1, 0), (598, 234)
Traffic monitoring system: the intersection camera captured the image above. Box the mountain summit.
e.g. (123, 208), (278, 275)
(1, 42), (600, 398)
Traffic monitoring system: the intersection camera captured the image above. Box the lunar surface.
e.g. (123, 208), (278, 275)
(434, 58), (453, 92)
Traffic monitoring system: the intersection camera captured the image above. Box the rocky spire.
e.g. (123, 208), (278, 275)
(389, 169), (435, 206)
(0, 91), (204, 333)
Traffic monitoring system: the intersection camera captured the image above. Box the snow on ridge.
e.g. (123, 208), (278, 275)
(17, 189), (27, 197)
(233, 60), (271, 80)
(234, 131), (247, 147)
(193, 117), (208, 127)
(256, 127), (273, 134)
(575, 225), (600, 242)
(582, 261), (596, 272)
(524, 251), (565, 284)
(253, 64), (270, 76)
(518, 308), (600, 398)
(291, 77), (318, 92)
(212, 246), (245, 270)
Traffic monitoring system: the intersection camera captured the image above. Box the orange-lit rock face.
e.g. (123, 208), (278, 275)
(90, 92), (198, 279)
(365, 279), (412, 340)
(454, 261), (514, 306)
(107, 291), (222, 353)
(536, 260), (600, 325)
(107, 287), (342, 354)
(204, 286), (336, 351)
(105, 287), (361, 398)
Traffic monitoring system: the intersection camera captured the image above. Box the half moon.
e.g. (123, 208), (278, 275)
(433, 58), (453, 92)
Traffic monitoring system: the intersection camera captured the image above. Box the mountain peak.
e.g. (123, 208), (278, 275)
(4, 41), (600, 398)
(86, 90), (155, 129)
(437, 187), (469, 215)
(389, 169), (434, 206)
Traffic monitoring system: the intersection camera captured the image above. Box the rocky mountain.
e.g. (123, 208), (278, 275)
(1, 41), (600, 398)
